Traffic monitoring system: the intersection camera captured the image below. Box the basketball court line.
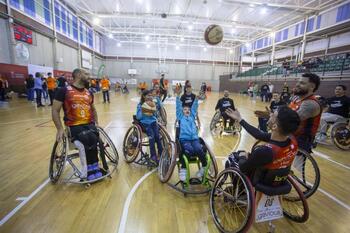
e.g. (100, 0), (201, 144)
(0, 121), (113, 227)
(117, 168), (157, 233)
(313, 150), (350, 171)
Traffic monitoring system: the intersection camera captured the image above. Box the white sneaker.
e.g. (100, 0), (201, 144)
(196, 167), (205, 178)
(179, 168), (187, 181)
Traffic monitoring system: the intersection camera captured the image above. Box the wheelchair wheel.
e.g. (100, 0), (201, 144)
(203, 140), (218, 180)
(282, 175), (309, 223)
(210, 111), (223, 135)
(158, 107), (167, 126)
(49, 138), (66, 184)
(158, 141), (177, 183)
(291, 149), (320, 199)
(123, 124), (142, 163)
(97, 126), (119, 165)
(331, 122), (350, 150)
(210, 168), (255, 233)
(233, 120), (242, 133)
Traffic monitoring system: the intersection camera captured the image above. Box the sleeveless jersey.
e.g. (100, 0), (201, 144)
(289, 95), (321, 138)
(264, 137), (298, 170)
(63, 85), (94, 126)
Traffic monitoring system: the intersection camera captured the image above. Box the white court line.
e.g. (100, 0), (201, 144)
(117, 168), (157, 233)
(313, 151), (350, 170)
(0, 122), (113, 226)
(318, 187), (350, 211)
(0, 179), (50, 226)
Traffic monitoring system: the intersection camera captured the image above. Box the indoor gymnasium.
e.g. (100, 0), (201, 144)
(1, 0), (350, 232)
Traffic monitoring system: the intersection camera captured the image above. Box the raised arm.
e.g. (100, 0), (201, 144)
(191, 98), (198, 117)
(176, 96), (184, 119)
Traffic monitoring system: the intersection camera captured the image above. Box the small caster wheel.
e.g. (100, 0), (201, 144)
(85, 183), (91, 188)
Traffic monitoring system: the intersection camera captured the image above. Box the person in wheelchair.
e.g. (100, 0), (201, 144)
(136, 89), (163, 163)
(225, 106), (300, 187)
(175, 87), (206, 181)
(215, 90), (236, 131)
(52, 68), (102, 181)
(316, 85), (350, 143)
(180, 82), (196, 108)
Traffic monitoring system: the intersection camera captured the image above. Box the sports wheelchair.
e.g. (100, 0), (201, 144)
(198, 90), (207, 100)
(123, 115), (175, 169)
(316, 119), (350, 150)
(49, 126), (119, 187)
(158, 120), (218, 196)
(253, 140), (320, 199)
(210, 152), (309, 233)
(210, 111), (242, 136)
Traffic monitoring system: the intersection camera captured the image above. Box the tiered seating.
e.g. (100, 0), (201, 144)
(310, 54), (350, 72)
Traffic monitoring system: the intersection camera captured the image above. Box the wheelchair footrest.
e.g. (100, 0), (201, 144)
(189, 178), (202, 185)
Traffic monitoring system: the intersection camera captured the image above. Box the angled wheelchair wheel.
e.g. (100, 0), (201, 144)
(123, 124), (142, 163)
(331, 122), (350, 150)
(202, 139), (218, 180)
(158, 107), (168, 126)
(233, 120), (242, 133)
(158, 141), (177, 183)
(210, 111), (223, 135)
(282, 175), (309, 223)
(49, 138), (67, 184)
(210, 168), (255, 233)
(97, 126), (119, 165)
(291, 149), (320, 199)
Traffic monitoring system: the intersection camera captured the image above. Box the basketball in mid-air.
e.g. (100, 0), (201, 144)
(204, 24), (223, 45)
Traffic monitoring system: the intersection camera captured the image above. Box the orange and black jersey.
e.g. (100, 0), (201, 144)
(289, 95), (321, 138)
(54, 85), (95, 126)
(237, 120), (298, 186)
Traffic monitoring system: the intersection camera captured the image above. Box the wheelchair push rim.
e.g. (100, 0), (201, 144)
(202, 139), (218, 181)
(282, 175), (309, 223)
(97, 126), (119, 165)
(331, 122), (350, 150)
(123, 124), (142, 163)
(210, 168), (255, 233)
(49, 138), (67, 183)
(290, 149), (320, 199)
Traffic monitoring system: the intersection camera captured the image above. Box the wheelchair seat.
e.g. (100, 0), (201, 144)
(255, 181), (291, 196)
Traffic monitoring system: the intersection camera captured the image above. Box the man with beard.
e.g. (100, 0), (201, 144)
(289, 73), (321, 152)
(180, 83), (196, 108)
(52, 68), (102, 181)
(215, 90), (236, 130)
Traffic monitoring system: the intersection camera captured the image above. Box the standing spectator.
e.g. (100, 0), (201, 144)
(260, 82), (269, 102)
(253, 83), (259, 100)
(42, 76), (49, 104)
(101, 76), (111, 103)
(96, 79), (100, 92)
(0, 74), (6, 102)
(248, 82), (253, 99)
(46, 72), (56, 106)
(282, 59), (290, 77)
(57, 75), (67, 88)
(25, 74), (35, 101)
(34, 72), (44, 107)
(267, 82), (274, 102)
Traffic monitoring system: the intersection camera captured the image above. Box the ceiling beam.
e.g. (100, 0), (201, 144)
(223, 0), (317, 11)
(79, 12), (272, 31)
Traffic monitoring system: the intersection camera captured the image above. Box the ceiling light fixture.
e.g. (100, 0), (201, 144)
(188, 24), (193, 30)
(117, 42), (121, 47)
(137, 0), (143, 4)
(245, 42), (250, 47)
(229, 49), (233, 54)
(145, 35), (150, 41)
(203, 47), (207, 51)
(249, 4), (255, 7)
(176, 45), (180, 50)
(260, 7), (267, 14)
(146, 44), (150, 48)
(93, 17), (100, 25)
(108, 33), (113, 39)
(180, 37), (184, 42)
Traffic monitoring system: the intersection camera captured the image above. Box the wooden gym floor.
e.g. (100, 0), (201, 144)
(0, 90), (349, 233)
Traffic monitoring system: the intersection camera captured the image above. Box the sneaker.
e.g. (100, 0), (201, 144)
(92, 162), (102, 178)
(179, 168), (187, 181)
(196, 167), (205, 178)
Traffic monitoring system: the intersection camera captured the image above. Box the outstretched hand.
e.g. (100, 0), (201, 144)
(225, 108), (242, 122)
